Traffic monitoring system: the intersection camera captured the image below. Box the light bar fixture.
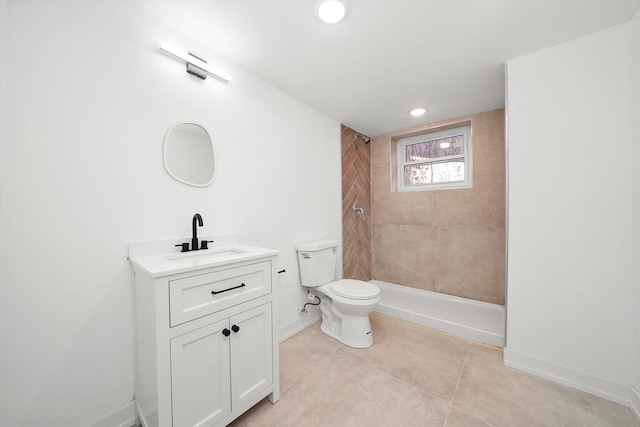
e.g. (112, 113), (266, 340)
(160, 42), (232, 83)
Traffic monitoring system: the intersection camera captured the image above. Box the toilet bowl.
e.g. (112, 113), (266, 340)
(296, 240), (381, 348)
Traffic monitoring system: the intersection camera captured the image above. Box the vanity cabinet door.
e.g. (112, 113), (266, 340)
(230, 303), (273, 410)
(170, 319), (232, 427)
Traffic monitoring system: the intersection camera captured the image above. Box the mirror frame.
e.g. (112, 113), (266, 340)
(163, 122), (216, 187)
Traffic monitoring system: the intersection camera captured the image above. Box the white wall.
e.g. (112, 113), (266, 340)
(0, 1), (341, 426)
(632, 7), (640, 418)
(506, 23), (636, 404)
(0, 2), (8, 425)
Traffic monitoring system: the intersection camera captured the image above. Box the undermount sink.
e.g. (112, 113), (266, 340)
(128, 235), (278, 277)
(166, 247), (249, 262)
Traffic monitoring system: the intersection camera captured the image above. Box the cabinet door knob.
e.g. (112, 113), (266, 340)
(222, 328), (231, 337)
(231, 325), (240, 333)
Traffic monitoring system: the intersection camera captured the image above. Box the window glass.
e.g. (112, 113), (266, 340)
(405, 134), (465, 162)
(397, 125), (471, 191)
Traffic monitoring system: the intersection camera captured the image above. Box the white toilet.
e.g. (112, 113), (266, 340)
(296, 239), (381, 348)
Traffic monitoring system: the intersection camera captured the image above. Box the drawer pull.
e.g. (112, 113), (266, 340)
(211, 283), (246, 295)
(231, 325), (240, 333)
(222, 328), (231, 337)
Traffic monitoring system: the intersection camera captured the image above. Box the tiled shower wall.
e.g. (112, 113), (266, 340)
(341, 125), (372, 281)
(370, 110), (506, 305)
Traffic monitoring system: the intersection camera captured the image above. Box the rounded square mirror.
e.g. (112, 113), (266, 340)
(163, 122), (215, 187)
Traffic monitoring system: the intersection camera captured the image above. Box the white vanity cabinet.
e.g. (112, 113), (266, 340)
(129, 239), (279, 427)
(171, 303), (273, 427)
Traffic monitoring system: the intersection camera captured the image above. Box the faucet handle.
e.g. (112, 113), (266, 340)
(200, 240), (214, 250)
(175, 243), (189, 252)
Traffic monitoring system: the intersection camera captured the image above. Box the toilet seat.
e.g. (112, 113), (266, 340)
(328, 279), (380, 300)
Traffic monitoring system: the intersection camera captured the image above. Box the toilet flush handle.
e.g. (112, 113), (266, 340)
(302, 253), (311, 259)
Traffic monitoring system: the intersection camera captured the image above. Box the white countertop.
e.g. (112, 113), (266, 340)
(128, 234), (278, 277)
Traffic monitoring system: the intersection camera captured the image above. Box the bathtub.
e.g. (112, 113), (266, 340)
(371, 280), (505, 347)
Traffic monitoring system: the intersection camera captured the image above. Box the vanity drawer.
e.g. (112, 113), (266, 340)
(169, 261), (271, 327)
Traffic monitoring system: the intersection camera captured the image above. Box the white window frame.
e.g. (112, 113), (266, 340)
(397, 125), (472, 192)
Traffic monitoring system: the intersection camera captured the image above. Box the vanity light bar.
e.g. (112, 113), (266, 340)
(160, 42), (232, 83)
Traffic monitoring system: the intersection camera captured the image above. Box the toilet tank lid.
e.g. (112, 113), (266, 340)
(296, 239), (338, 252)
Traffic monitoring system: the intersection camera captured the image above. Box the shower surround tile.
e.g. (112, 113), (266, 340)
(372, 189), (435, 225)
(432, 188), (505, 228)
(372, 224), (435, 291)
(371, 109), (506, 305)
(342, 125), (372, 281)
(434, 226), (506, 304)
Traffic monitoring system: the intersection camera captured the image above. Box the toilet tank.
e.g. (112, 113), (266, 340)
(296, 239), (338, 287)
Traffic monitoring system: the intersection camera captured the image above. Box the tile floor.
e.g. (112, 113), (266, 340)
(231, 313), (639, 427)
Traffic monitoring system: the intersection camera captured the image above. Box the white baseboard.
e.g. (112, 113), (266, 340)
(631, 386), (640, 422)
(279, 313), (321, 342)
(89, 402), (136, 427)
(504, 348), (631, 406)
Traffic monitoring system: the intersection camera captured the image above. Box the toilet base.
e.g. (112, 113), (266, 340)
(320, 314), (373, 348)
(319, 298), (375, 349)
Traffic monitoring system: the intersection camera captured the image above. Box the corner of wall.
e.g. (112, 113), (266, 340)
(503, 348), (632, 406)
(88, 403), (136, 427)
(279, 313), (321, 342)
(631, 386), (640, 422)
(631, 5), (640, 410)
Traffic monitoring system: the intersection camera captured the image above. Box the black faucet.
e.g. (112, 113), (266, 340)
(191, 213), (203, 251)
(174, 213), (213, 252)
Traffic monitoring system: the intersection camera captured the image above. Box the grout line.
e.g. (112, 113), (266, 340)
(450, 343), (471, 405)
(442, 344), (470, 427)
(445, 344), (499, 427)
(442, 405), (453, 427)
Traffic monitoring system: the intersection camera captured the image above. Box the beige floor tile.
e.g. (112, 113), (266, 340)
(452, 345), (640, 427)
(444, 407), (495, 427)
(232, 314), (639, 427)
(234, 343), (449, 427)
(338, 313), (470, 401)
(277, 320), (343, 394)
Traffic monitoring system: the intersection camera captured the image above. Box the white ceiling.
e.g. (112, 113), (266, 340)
(133, 0), (640, 137)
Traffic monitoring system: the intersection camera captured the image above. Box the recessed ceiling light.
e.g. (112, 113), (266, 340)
(315, 0), (347, 24)
(410, 108), (427, 117)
